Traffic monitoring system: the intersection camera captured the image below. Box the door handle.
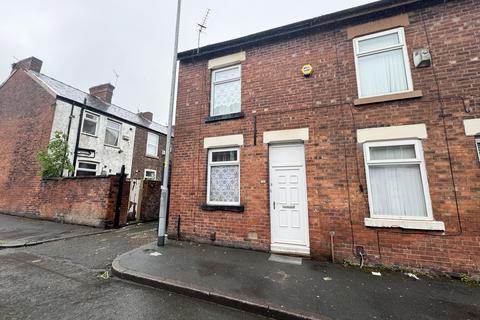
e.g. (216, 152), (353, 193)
(282, 205), (295, 209)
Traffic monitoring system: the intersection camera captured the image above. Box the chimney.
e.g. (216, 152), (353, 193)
(138, 111), (153, 121)
(12, 56), (43, 73)
(89, 83), (115, 104)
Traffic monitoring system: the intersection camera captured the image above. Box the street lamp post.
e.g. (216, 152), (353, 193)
(158, 0), (182, 246)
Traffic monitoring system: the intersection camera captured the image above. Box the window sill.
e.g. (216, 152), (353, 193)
(201, 204), (244, 213)
(104, 144), (120, 149)
(354, 90), (423, 106)
(81, 132), (98, 138)
(204, 112), (245, 123)
(145, 154), (160, 159)
(364, 218), (445, 231)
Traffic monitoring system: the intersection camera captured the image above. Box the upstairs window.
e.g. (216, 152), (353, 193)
(353, 27), (413, 98)
(211, 65), (241, 116)
(207, 148), (240, 206)
(82, 112), (99, 136)
(146, 132), (159, 157)
(363, 140), (432, 220)
(105, 119), (121, 146)
(76, 161), (97, 177)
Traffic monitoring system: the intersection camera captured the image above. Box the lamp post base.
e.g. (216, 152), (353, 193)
(157, 235), (166, 246)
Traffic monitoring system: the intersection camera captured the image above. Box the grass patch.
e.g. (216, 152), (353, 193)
(460, 274), (480, 287)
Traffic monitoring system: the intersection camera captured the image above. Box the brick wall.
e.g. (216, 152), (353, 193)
(0, 69), (56, 215)
(38, 175), (129, 227)
(169, 0), (480, 276)
(131, 126), (166, 180)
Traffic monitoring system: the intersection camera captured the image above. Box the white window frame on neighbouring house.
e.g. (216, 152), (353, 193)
(353, 27), (414, 98)
(105, 118), (121, 147)
(207, 147), (240, 206)
(210, 64), (241, 116)
(475, 137), (480, 162)
(76, 161), (98, 177)
(144, 169), (157, 180)
(146, 132), (159, 157)
(363, 139), (433, 221)
(81, 112), (99, 136)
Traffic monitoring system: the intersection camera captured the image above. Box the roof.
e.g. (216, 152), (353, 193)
(28, 70), (168, 135)
(178, 0), (424, 61)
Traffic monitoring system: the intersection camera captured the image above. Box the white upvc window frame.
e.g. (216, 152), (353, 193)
(76, 161), (98, 176)
(81, 111), (99, 136)
(144, 169), (157, 180)
(206, 147), (240, 206)
(476, 137), (480, 162)
(210, 64), (241, 116)
(146, 132), (159, 157)
(104, 118), (122, 147)
(363, 139), (433, 221)
(353, 27), (414, 99)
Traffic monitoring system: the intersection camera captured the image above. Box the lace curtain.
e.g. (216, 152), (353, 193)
(209, 165), (239, 203)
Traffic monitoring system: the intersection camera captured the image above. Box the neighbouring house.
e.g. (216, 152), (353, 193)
(0, 57), (169, 226)
(168, 0), (480, 277)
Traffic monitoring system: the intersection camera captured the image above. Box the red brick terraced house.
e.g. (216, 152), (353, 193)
(168, 0), (480, 276)
(0, 57), (169, 224)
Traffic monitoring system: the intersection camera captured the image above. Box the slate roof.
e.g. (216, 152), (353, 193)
(28, 70), (168, 135)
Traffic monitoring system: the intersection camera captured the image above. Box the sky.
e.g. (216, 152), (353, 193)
(0, 0), (375, 124)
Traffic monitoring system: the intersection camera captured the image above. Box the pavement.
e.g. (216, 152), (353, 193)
(0, 222), (267, 320)
(113, 241), (480, 320)
(0, 213), (110, 248)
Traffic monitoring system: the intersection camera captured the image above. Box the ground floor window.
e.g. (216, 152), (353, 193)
(76, 161), (97, 177)
(144, 169), (157, 180)
(363, 139), (432, 219)
(207, 148), (240, 206)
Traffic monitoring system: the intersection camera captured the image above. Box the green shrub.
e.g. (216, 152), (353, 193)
(37, 131), (74, 178)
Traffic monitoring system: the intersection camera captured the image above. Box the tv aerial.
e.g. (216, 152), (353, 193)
(197, 8), (211, 54)
(112, 69), (120, 87)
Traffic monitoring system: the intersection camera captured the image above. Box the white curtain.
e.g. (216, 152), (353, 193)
(369, 164), (427, 217)
(370, 145), (415, 160)
(358, 33), (399, 52)
(213, 80), (241, 116)
(358, 48), (408, 97)
(209, 165), (239, 203)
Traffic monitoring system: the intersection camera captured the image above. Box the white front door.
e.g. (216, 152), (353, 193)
(269, 144), (310, 256)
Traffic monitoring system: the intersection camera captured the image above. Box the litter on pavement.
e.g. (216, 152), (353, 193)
(405, 272), (420, 280)
(371, 271), (382, 276)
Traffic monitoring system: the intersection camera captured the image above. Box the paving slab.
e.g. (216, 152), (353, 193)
(0, 213), (111, 248)
(113, 240), (480, 320)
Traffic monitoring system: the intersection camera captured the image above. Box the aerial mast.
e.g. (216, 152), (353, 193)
(196, 8), (210, 53)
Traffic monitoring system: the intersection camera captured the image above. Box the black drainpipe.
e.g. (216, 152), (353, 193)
(65, 103), (75, 144)
(61, 103), (75, 175)
(113, 165), (126, 228)
(71, 98), (86, 176)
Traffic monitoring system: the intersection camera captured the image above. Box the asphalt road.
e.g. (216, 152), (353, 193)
(0, 223), (268, 320)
